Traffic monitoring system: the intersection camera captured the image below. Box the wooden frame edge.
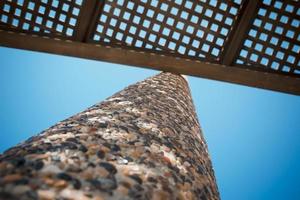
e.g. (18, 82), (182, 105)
(0, 30), (299, 95)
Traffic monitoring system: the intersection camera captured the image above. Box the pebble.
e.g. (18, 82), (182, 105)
(130, 147), (144, 158)
(99, 162), (117, 174)
(116, 185), (129, 195)
(53, 180), (68, 188)
(61, 141), (78, 150)
(90, 178), (117, 191)
(11, 157), (26, 167)
(152, 190), (170, 200)
(80, 169), (94, 180)
(106, 154), (117, 161)
(10, 185), (31, 195)
(117, 158), (128, 165)
(60, 189), (90, 200)
(162, 156), (172, 165)
(37, 190), (56, 200)
(96, 167), (110, 177)
(32, 160), (44, 170)
(65, 137), (78, 143)
(79, 126), (90, 133)
(150, 144), (160, 152)
(99, 122), (108, 128)
(97, 150), (105, 159)
(128, 174), (143, 184)
(127, 134), (137, 141)
(26, 154), (49, 160)
(89, 127), (98, 133)
(2, 174), (22, 183)
(0, 162), (9, 171)
(79, 145), (88, 152)
(100, 146), (111, 153)
(124, 156), (133, 162)
(183, 161), (191, 168)
(43, 178), (55, 186)
(41, 165), (62, 174)
(110, 144), (121, 152)
(134, 141), (144, 146)
(162, 145), (171, 152)
(71, 178), (82, 190)
(47, 132), (73, 140)
(56, 172), (73, 181)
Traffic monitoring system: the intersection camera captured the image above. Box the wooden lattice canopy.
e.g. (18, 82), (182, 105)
(0, 0), (299, 95)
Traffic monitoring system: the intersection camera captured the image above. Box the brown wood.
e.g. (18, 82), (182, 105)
(0, 0), (84, 39)
(1, 30), (299, 95)
(0, 0), (299, 95)
(73, 0), (98, 41)
(233, 0), (300, 74)
(87, 0), (244, 63)
(222, 0), (260, 66)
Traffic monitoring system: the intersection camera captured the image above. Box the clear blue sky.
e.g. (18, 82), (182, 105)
(0, 46), (300, 200)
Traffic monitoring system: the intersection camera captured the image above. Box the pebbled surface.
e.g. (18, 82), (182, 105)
(0, 72), (219, 200)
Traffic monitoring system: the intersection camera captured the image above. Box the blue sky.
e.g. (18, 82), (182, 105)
(0, 46), (300, 200)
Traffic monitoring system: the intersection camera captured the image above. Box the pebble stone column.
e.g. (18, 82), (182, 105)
(0, 72), (219, 200)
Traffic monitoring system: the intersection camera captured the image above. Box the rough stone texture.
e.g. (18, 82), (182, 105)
(0, 72), (219, 200)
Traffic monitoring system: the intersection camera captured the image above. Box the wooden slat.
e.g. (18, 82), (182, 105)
(0, 30), (299, 95)
(221, 0), (260, 66)
(83, 1), (106, 43)
(73, 0), (98, 41)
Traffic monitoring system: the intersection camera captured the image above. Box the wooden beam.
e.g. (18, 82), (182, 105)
(222, 0), (260, 66)
(73, 0), (99, 42)
(0, 30), (299, 95)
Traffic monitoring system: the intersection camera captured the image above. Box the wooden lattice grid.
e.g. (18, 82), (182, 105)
(0, 0), (83, 38)
(90, 0), (244, 63)
(0, 0), (299, 94)
(234, 0), (300, 75)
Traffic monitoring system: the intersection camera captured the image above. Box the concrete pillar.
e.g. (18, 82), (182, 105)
(0, 72), (219, 200)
